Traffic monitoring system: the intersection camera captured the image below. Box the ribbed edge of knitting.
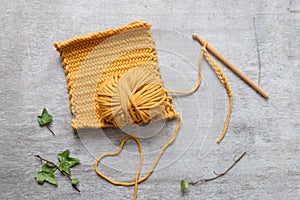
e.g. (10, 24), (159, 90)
(54, 21), (152, 52)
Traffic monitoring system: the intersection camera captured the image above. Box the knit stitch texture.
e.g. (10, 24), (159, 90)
(54, 21), (177, 129)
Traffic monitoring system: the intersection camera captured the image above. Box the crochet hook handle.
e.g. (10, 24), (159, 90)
(192, 33), (269, 99)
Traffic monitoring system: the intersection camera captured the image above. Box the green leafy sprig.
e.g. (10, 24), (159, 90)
(34, 150), (80, 192)
(180, 151), (246, 194)
(37, 108), (55, 136)
(180, 180), (189, 193)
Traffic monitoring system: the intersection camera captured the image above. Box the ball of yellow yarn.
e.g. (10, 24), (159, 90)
(95, 66), (167, 128)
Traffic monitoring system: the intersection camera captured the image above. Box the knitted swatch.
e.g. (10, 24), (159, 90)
(54, 21), (177, 129)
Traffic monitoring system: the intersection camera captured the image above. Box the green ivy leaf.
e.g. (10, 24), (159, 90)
(180, 180), (188, 192)
(58, 161), (71, 175)
(42, 164), (57, 174)
(57, 150), (70, 162)
(57, 150), (80, 168)
(57, 150), (80, 175)
(34, 164), (57, 185)
(35, 170), (57, 185)
(34, 151), (80, 192)
(71, 178), (79, 186)
(37, 108), (53, 126)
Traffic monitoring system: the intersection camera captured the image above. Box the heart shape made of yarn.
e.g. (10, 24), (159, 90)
(94, 115), (181, 199)
(94, 135), (145, 186)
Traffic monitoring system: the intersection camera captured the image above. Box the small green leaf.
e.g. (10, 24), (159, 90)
(65, 157), (80, 167)
(57, 150), (70, 162)
(42, 164), (57, 174)
(37, 108), (53, 126)
(57, 150), (79, 175)
(57, 150), (80, 168)
(35, 171), (57, 185)
(58, 161), (71, 175)
(180, 180), (188, 192)
(71, 178), (79, 186)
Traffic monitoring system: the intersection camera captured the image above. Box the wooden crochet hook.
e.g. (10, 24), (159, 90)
(192, 33), (269, 99)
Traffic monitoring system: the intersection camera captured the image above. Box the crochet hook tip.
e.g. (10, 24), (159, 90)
(192, 33), (201, 40)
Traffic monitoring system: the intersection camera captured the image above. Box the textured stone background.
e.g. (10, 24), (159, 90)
(0, 0), (299, 199)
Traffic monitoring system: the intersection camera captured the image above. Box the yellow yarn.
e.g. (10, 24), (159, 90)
(54, 21), (177, 129)
(96, 67), (168, 127)
(54, 21), (233, 200)
(94, 116), (181, 200)
(201, 46), (233, 143)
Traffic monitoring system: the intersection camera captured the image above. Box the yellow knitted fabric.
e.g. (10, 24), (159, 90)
(54, 21), (177, 129)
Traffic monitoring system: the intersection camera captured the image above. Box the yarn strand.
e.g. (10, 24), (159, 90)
(165, 39), (233, 143)
(164, 43), (204, 95)
(94, 114), (181, 200)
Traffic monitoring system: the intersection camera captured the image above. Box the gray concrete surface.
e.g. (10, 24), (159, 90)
(0, 0), (299, 199)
